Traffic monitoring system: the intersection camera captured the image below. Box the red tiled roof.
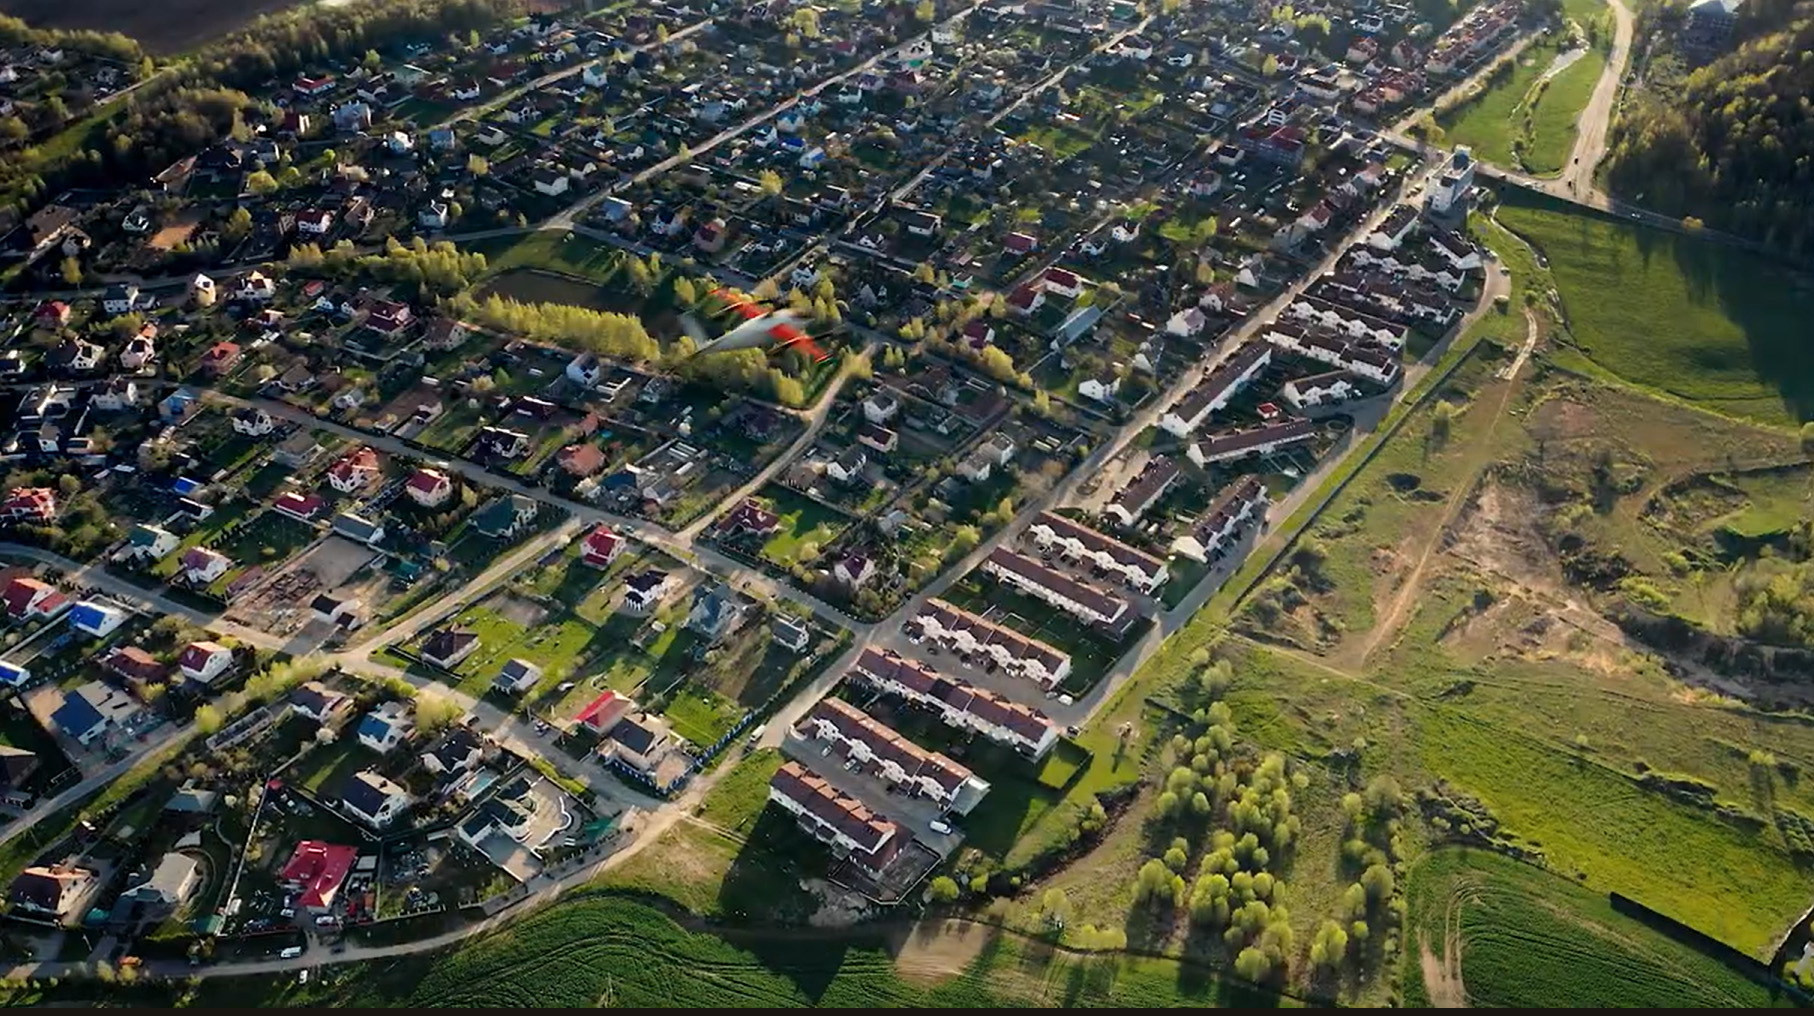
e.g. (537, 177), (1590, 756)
(279, 840), (358, 909)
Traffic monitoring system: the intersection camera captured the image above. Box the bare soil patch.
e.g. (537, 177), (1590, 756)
(147, 210), (203, 251)
(890, 918), (992, 987)
(493, 592), (550, 629)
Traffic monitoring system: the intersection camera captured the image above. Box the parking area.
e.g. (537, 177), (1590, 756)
(779, 729), (962, 858)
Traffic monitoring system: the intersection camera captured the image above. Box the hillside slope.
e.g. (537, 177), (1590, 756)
(1604, 0), (1814, 256)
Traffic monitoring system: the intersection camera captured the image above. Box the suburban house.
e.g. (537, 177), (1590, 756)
(122, 853), (202, 913)
(581, 524), (625, 568)
(687, 583), (743, 643)
(111, 525), (175, 566)
(356, 700), (416, 753)
(834, 552), (876, 588)
(1104, 454), (1180, 527)
(232, 407), (276, 437)
(280, 840), (358, 911)
(6, 864), (99, 923)
(852, 649), (1060, 759)
(1171, 476), (1272, 564)
(473, 495), (539, 539)
(423, 726), (488, 777)
(310, 593), (364, 629)
(341, 770), (415, 829)
(104, 647), (167, 686)
(772, 614), (812, 652)
(767, 760), (904, 876)
(492, 657), (542, 696)
(0, 488), (56, 525)
(177, 640), (235, 686)
(52, 681), (141, 746)
(67, 600), (126, 638)
(199, 341), (243, 377)
(603, 714), (672, 774)
(326, 446), (382, 493)
(914, 599), (1072, 690)
(982, 548), (1134, 634)
(3, 577), (67, 620)
(621, 570), (673, 613)
(331, 512), (386, 547)
(180, 547), (233, 586)
(273, 491), (327, 522)
(1026, 512), (1168, 593)
(405, 468), (455, 508)
(795, 698), (990, 814)
(420, 628), (481, 670)
(290, 681), (353, 724)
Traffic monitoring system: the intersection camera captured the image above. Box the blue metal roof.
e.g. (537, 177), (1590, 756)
(356, 713), (393, 741)
(172, 477), (202, 496)
(67, 601), (111, 633)
(0, 661), (27, 687)
(52, 692), (104, 737)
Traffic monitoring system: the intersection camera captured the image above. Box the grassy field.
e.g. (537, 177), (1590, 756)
(1497, 190), (1814, 426)
(1439, 38), (1567, 168)
(1523, 43), (1606, 174)
(433, 600), (603, 697)
(698, 748), (784, 833)
(1437, 0), (1609, 174)
(174, 895), (1292, 1007)
(1403, 848), (1785, 1007)
(757, 487), (851, 568)
(661, 682), (745, 746)
(465, 231), (627, 285)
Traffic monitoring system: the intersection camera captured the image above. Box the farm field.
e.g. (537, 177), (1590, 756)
(1403, 848), (1784, 1008)
(173, 896), (1292, 1008)
(1497, 190), (1814, 426)
(0, 0), (305, 52)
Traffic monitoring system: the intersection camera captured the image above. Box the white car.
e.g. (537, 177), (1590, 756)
(929, 818), (954, 836)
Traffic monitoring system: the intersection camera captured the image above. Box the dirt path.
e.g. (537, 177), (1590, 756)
(1359, 317), (1537, 667)
(1419, 889), (1470, 1008)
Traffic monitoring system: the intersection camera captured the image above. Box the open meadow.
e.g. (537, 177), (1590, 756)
(1497, 190), (1814, 426)
(1402, 848), (1786, 1008)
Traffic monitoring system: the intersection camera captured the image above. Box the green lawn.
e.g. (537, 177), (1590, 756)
(1403, 848), (1784, 1007)
(1522, 43), (1606, 175)
(464, 230), (626, 285)
(1499, 190), (1814, 425)
(697, 748), (783, 834)
(660, 682), (744, 747)
(434, 601), (603, 697)
(153, 500), (254, 577)
(293, 740), (380, 796)
(756, 487), (850, 568)
(1438, 39), (1565, 168)
(215, 511), (318, 568)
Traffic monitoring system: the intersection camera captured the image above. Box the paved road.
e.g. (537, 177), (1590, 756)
(1559, 0), (1633, 200)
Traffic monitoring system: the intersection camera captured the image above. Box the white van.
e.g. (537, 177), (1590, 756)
(279, 946), (304, 960)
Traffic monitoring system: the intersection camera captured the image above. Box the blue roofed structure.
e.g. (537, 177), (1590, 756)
(67, 600), (125, 638)
(0, 661), (29, 688)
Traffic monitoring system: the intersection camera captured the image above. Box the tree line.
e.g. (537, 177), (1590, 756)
(1604, 0), (1814, 256)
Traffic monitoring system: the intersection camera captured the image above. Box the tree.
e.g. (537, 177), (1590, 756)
(1309, 919), (1348, 970)
(0, 116), (25, 143)
(1261, 54), (1279, 76)
(245, 169), (278, 195)
(1799, 421), (1814, 459)
(915, 0), (936, 21)
(655, 23), (670, 43)
(1233, 946), (1273, 981)
(928, 875), (960, 902)
(1039, 887), (1072, 930)
(1360, 863), (1394, 903)
(59, 256), (82, 286)
(913, 261), (936, 283)
(362, 48), (382, 72)
(194, 704), (223, 735)
(757, 168), (783, 196)
(467, 153), (490, 176)
(414, 692), (463, 736)
(671, 276), (698, 307)
(845, 350), (873, 379)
